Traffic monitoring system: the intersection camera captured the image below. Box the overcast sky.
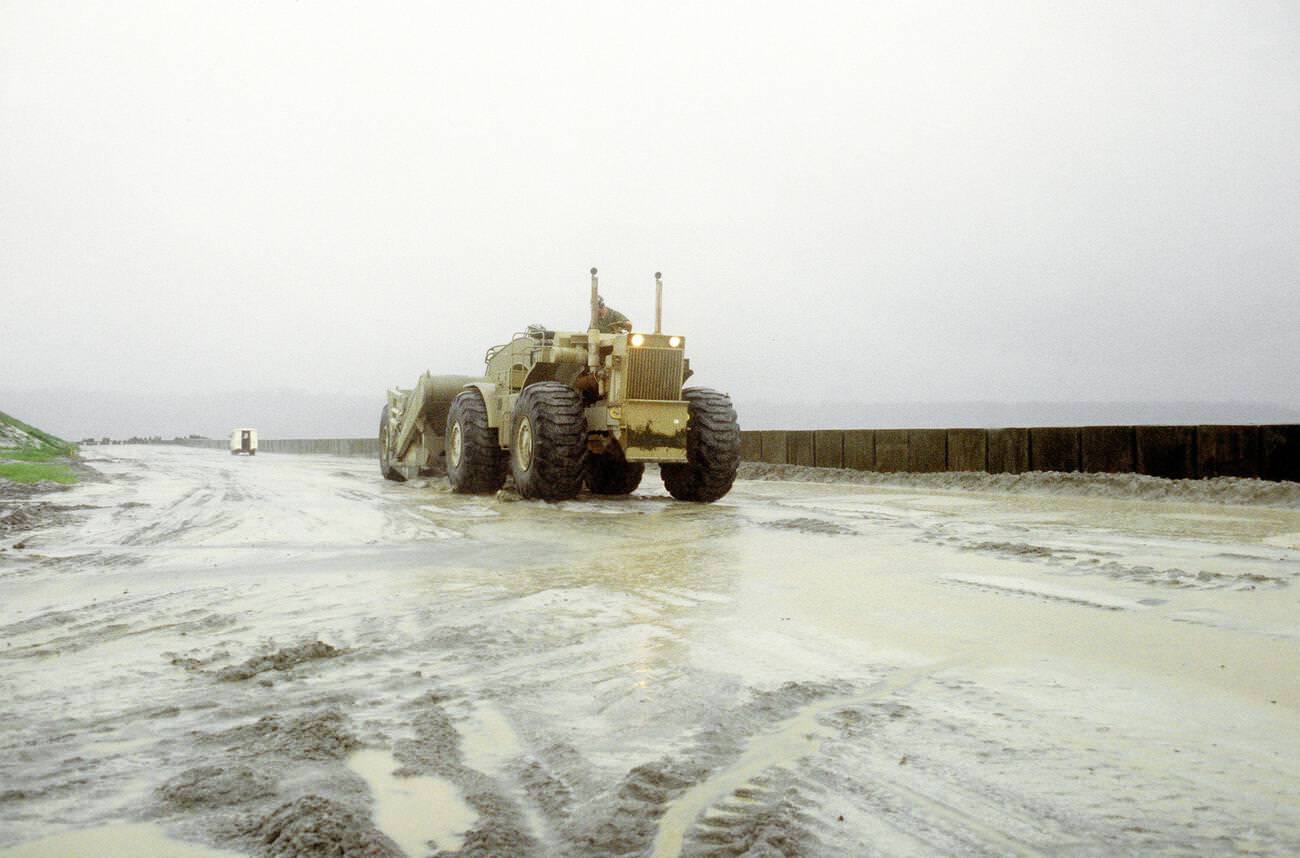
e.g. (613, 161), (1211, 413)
(2, 1), (1297, 434)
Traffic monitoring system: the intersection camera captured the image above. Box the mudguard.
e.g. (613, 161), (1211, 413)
(393, 373), (488, 459)
(461, 382), (501, 428)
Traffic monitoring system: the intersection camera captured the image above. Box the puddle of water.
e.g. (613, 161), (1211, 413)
(448, 702), (550, 844)
(347, 748), (476, 857)
(418, 504), (498, 518)
(0, 823), (249, 858)
(459, 702), (523, 777)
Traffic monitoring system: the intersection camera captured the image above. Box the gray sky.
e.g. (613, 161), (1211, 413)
(2, 1), (1297, 435)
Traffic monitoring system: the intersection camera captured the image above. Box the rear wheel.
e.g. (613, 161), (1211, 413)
(378, 405), (405, 482)
(585, 444), (644, 495)
(661, 387), (740, 502)
(510, 382), (586, 500)
(446, 389), (507, 493)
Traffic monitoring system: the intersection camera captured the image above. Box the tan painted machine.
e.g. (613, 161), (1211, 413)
(379, 268), (740, 501)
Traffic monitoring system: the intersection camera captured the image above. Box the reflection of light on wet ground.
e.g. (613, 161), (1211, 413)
(347, 748), (476, 857)
(7, 448), (1299, 855)
(458, 701), (522, 777)
(417, 503), (499, 518)
(650, 662), (959, 858)
(0, 823), (250, 858)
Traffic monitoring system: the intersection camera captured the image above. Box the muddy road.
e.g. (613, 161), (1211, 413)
(1, 446), (1297, 857)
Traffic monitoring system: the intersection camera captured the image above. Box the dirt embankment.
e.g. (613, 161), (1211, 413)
(0, 422), (102, 543)
(0, 482), (98, 548)
(738, 462), (1300, 508)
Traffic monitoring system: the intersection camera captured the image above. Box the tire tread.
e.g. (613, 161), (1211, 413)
(661, 387), (740, 502)
(512, 382), (587, 500)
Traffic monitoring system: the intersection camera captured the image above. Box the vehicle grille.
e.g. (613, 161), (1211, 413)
(626, 347), (684, 400)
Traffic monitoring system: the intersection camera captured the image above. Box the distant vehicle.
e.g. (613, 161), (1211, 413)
(230, 428), (258, 455)
(378, 268), (740, 501)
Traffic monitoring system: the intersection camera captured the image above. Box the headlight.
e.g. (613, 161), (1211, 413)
(630, 334), (645, 347)
(668, 336), (681, 348)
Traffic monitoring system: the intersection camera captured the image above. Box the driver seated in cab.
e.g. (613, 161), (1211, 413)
(595, 297), (632, 334)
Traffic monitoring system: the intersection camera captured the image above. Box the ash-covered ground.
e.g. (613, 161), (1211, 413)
(1, 446), (1297, 857)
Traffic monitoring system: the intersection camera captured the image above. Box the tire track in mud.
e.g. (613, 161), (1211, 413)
(499, 680), (858, 858)
(389, 691), (539, 858)
(0, 591), (237, 660)
(645, 663), (970, 858)
(338, 566), (1010, 857)
(140, 639), (400, 858)
(119, 485), (234, 547)
(811, 672), (1300, 857)
(766, 492), (1300, 593)
(8, 449), (1297, 856)
(340, 674), (869, 858)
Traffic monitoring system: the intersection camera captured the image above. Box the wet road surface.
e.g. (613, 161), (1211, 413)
(1, 446), (1297, 857)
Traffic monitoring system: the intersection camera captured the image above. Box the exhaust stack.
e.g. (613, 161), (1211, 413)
(588, 267), (601, 371)
(654, 271), (663, 334)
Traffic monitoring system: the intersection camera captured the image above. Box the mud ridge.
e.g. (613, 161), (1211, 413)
(157, 764), (278, 810)
(957, 538), (1290, 590)
(391, 691), (541, 857)
(681, 783), (820, 858)
(566, 760), (709, 857)
(0, 481), (70, 502)
(202, 707), (361, 761)
(562, 680), (846, 858)
(393, 691), (463, 777)
(739, 462), (1300, 508)
(516, 757), (575, 821)
(766, 517), (857, 536)
(437, 781), (539, 858)
(247, 794), (404, 858)
(216, 641), (344, 682)
(0, 500), (92, 537)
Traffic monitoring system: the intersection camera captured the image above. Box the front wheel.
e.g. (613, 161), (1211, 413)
(510, 383), (586, 500)
(585, 445), (644, 495)
(446, 389), (507, 493)
(661, 388), (740, 502)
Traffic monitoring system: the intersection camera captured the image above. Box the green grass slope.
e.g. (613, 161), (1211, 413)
(0, 409), (78, 484)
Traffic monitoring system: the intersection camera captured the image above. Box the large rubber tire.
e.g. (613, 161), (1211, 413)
(660, 387), (741, 503)
(378, 405), (406, 482)
(446, 389), (507, 494)
(585, 445), (644, 495)
(510, 382), (586, 500)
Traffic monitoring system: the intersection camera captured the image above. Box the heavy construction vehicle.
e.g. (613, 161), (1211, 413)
(379, 269), (740, 502)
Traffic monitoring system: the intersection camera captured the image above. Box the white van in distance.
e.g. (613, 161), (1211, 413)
(230, 428), (258, 455)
